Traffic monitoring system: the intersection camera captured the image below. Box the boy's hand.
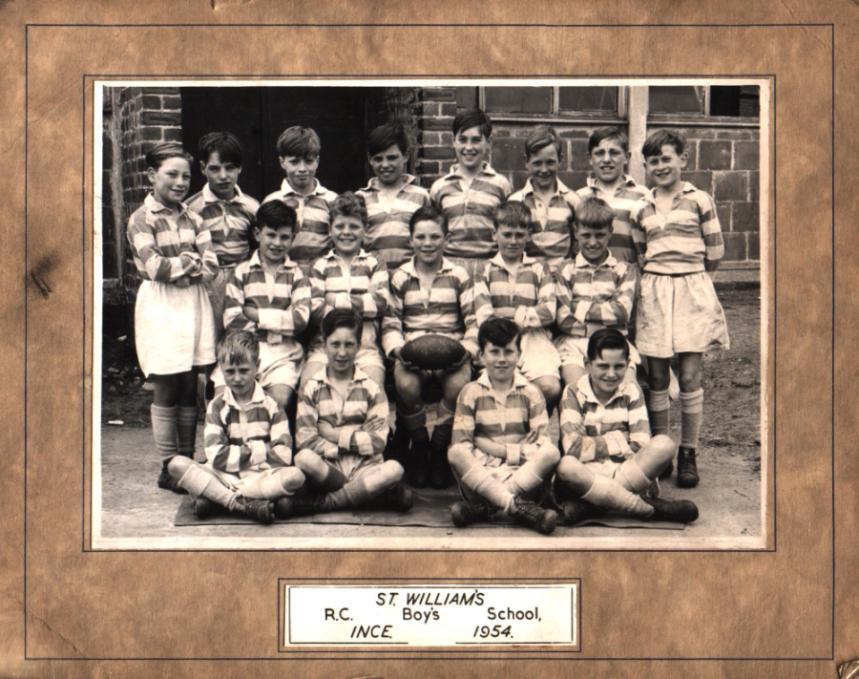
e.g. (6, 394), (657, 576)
(393, 349), (422, 373)
(523, 429), (540, 445)
(364, 417), (387, 432)
(443, 351), (470, 374)
(243, 305), (260, 322)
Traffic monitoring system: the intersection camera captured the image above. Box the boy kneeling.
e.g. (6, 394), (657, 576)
(167, 331), (306, 524)
(555, 328), (698, 525)
(447, 317), (560, 535)
(291, 309), (413, 515)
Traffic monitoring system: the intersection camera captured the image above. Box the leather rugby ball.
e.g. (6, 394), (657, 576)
(400, 335), (467, 370)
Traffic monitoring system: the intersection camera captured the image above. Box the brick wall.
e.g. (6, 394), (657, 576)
(414, 87), (457, 188)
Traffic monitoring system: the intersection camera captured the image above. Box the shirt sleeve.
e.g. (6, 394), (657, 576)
(457, 269), (479, 358)
(584, 262), (636, 328)
(554, 262), (577, 335)
(267, 400), (294, 466)
(626, 383), (651, 453)
(472, 263), (495, 327)
(203, 399), (248, 473)
(342, 383), (389, 457)
(127, 211), (196, 283)
(193, 214), (219, 282)
(353, 259), (389, 322)
(281, 270), (312, 336)
(526, 385), (552, 451)
(222, 266), (256, 333)
(295, 384), (339, 459)
(514, 263), (557, 329)
(307, 258), (329, 327)
(559, 385), (585, 459)
(450, 384), (478, 454)
(381, 270), (406, 356)
(699, 191), (725, 263)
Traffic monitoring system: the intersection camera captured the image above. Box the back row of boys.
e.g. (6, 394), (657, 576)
(131, 107), (728, 533)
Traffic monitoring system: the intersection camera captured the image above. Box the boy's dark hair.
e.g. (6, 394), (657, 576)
(524, 125), (562, 159)
(217, 330), (260, 366)
(330, 191), (368, 228)
(642, 129), (686, 158)
(452, 108), (492, 138)
(408, 204), (448, 236)
(586, 328), (630, 362)
(367, 122), (409, 156)
(575, 197), (615, 231)
(276, 126), (321, 158)
(322, 308), (363, 344)
(197, 131), (243, 166)
(256, 200), (297, 232)
(494, 200), (533, 232)
(478, 316), (521, 351)
(145, 142), (192, 169)
(588, 126), (630, 154)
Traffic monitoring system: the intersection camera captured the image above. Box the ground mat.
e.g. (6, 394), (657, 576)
(173, 488), (684, 530)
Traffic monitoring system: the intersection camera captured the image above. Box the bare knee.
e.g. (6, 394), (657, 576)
(446, 443), (471, 471)
(536, 444), (561, 469)
(556, 456), (592, 496)
(650, 435), (676, 463)
(167, 455), (192, 479)
(294, 449), (323, 474)
(442, 363), (471, 402)
(382, 459), (404, 484)
(561, 365), (586, 390)
(279, 467), (306, 492)
(536, 377), (561, 407)
(266, 385), (293, 411)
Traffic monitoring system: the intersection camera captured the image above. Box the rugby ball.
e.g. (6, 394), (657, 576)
(400, 335), (467, 370)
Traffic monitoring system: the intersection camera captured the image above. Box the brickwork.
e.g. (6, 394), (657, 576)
(414, 87), (456, 188)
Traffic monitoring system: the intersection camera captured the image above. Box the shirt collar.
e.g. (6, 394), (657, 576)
(576, 373), (634, 407)
(223, 382), (267, 409)
(489, 252), (536, 271)
(144, 193), (188, 216)
(521, 176), (572, 198)
(202, 183), (245, 205)
(644, 181), (696, 204)
(477, 369), (530, 392)
(323, 249), (371, 263)
(279, 178), (328, 197)
(315, 365), (370, 389)
(445, 162), (498, 180)
(586, 174), (638, 192)
(249, 249), (297, 271)
(574, 251), (618, 269)
(360, 174), (418, 193)
(401, 256), (455, 277)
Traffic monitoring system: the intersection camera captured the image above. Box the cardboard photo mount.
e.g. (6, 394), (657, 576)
(2, 3), (857, 677)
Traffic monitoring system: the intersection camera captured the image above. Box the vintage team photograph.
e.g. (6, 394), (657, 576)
(92, 79), (768, 549)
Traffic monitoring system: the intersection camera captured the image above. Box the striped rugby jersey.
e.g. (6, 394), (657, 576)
(262, 179), (338, 264)
(451, 371), (551, 468)
(381, 257), (479, 358)
(223, 250), (311, 357)
(576, 174), (649, 264)
(127, 194), (219, 284)
(560, 374), (650, 462)
(430, 162), (512, 259)
(296, 367), (389, 460)
(307, 249), (389, 353)
(631, 182), (725, 275)
(356, 175), (430, 270)
(555, 253), (637, 338)
(204, 382), (294, 473)
(508, 177), (580, 262)
(474, 254), (556, 333)
(186, 184), (259, 267)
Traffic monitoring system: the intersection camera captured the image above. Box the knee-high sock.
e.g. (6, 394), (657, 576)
(401, 408), (429, 445)
(646, 388), (671, 437)
(177, 463), (237, 509)
(151, 404), (178, 461)
(176, 406), (198, 458)
(320, 463), (398, 510)
(679, 389), (704, 448)
(461, 464), (514, 512)
(308, 459), (347, 492)
(581, 474), (653, 517)
(505, 459), (546, 497)
(614, 457), (652, 494)
(430, 402), (455, 453)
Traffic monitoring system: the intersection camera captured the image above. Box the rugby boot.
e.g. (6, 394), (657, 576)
(450, 500), (491, 527)
(644, 497), (699, 523)
(559, 498), (593, 526)
(676, 447), (699, 488)
(232, 497), (275, 524)
(508, 497), (558, 535)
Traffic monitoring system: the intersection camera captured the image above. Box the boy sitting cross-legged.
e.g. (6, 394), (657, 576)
(447, 317), (561, 535)
(288, 309), (413, 516)
(166, 330), (306, 524)
(554, 328), (698, 526)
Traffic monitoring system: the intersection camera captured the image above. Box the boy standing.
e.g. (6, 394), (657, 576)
(632, 129), (730, 488)
(382, 205), (477, 488)
(555, 197), (639, 390)
(508, 125), (580, 272)
(187, 132), (260, 336)
(291, 309), (412, 514)
(554, 329), (698, 525)
(447, 317), (560, 535)
(356, 123), (431, 271)
(167, 331), (306, 524)
(430, 108), (511, 279)
(262, 126), (338, 267)
(575, 127), (648, 265)
(222, 200), (311, 414)
(473, 201), (561, 413)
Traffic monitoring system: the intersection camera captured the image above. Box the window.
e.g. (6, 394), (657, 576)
(649, 85), (759, 118)
(455, 86), (620, 117)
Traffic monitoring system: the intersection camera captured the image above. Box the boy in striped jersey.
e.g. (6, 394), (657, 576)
(447, 317), (560, 534)
(220, 200), (311, 415)
(632, 130), (730, 488)
(473, 201), (561, 413)
(555, 197), (639, 390)
(262, 126), (338, 268)
(430, 108), (511, 279)
(167, 331), (306, 524)
(302, 192), (388, 391)
(508, 126), (580, 272)
(554, 329), (698, 525)
(382, 205), (477, 488)
(187, 132), (260, 337)
(292, 309), (412, 514)
(575, 127), (648, 265)
(356, 123), (431, 271)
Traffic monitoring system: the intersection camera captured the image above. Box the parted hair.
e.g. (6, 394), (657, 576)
(367, 122), (409, 156)
(586, 327), (630, 362)
(524, 125), (562, 159)
(217, 330), (260, 366)
(197, 131), (243, 166)
(478, 316), (522, 351)
(408, 203), (448, 236)
(642, 129), (686, 158)
(452, 108), (493, 138)
(574, 197), (615, 231)
(588, 126), (630, 154)
(322, 308), (363, 343)
(256, 200), (297, 231)
(276, 125), (321, 158)
(145, 142), (192, 170)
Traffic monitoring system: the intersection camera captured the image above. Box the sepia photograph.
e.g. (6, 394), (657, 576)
(93, 78), (768, 550)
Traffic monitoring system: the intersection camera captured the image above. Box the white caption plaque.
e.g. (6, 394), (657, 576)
(283, 584), (579, 648)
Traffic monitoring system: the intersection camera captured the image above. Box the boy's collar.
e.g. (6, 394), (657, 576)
(402, 256), (454, 277)
(317, 365), (368, 387)
(490, 252), (536, 271)
(522, 176), (571, 197)
(202, 183), (244, 204)
(477, 369), (529, 392)
(574, 251), (617, 269)
(145, 193), (188, 215)
(279, 177), (326, 197)
(446, 162), (496, 179)
(361, 174), (418, 192)
(576, 373), (632, 406)
(249, 249), (296, 270)
(223, 381), (266, 408)
(586, 174), (638, 191)
(645, 181), (696, 203)
(324, 248), (370, 261)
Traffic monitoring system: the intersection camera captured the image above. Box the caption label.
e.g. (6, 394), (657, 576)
(284, 584), (578, 647)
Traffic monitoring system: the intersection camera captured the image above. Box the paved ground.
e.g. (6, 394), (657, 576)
(95, 287), (763, 551)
